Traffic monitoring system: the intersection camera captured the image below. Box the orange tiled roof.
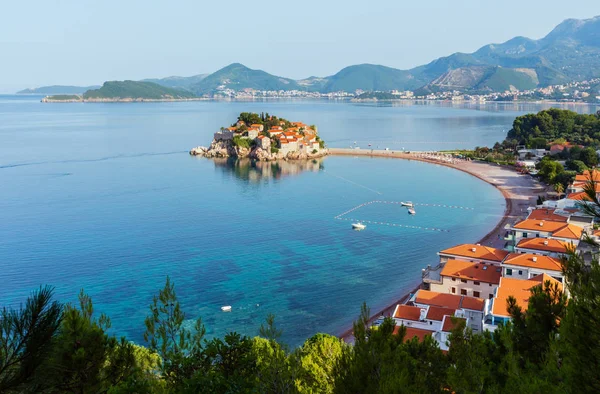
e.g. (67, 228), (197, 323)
(503, 253), (562, 271)
(393, 326), (433, 343)
(393, 305), (423, 320)
(415, 290), (485, 311)
(461, 297), (485, 311)
(527, 209), (569, 222)
(426, 306), (455, 321)
(439, 244), (509, 262)
(516, 238), (569, 254)
(251, 123), (262, 127)
(441, 316), (466, 332)
(492, 275), (562, 317)
(567, 191), (592, 201)
(441, 260), (502, 284)
(552, 224), (583, 240)
(513, 219), (567, 233)
(414, 290), (461, 309)
(575, 170), (600, 182)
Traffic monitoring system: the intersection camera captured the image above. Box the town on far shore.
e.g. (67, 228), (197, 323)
(190, 112), (326, 161)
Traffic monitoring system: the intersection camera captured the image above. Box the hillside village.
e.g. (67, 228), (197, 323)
(384, 168), (599, 350)
(190, 112), (326, 161)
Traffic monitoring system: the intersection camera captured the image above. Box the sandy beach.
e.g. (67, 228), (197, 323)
(330, 148), (548, 341)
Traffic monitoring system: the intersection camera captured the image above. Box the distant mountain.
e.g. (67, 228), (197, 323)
(29, 16), (600, 96)
(417, 66), (539, 94)
(82, 81), (197, 100)
(322, 64), (426, 92)
(142, 74), (208, 91)
(190, 63), (301, 95)
(17, 85), (100, 94)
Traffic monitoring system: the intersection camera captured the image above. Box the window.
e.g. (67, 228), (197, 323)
(536, 234), (540, 238)
(474, 281), (480, 286)
(489, 283), (493, 287)
(451, 287), (456, 294)
(451, 277), (456, 282)
(523, 232), (528, 238)
(518, 270), (523, 275)
(506, 268), (513, 275)
(460, 279), (467, 283)
(489, 294), (494, 299)
(473, 291), (480, 298)
(460, 289), (467, 296)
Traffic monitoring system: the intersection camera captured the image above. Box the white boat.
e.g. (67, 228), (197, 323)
(401, 201), (413, 208)
(352, 222), (366, 230)
(408, 208), (416, 215)
(221, 305), (232, 312)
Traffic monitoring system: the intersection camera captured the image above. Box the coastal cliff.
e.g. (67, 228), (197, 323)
(190, 139), (328, 161)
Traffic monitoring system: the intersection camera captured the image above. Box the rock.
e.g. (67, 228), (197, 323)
(189, 146), (207, 156)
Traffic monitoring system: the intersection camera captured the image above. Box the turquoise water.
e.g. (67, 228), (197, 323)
(0, 96), (592, 345)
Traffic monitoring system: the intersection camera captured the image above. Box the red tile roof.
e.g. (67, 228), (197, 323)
(516, 238), (570, 254)
(513, 219), (567, 233)
(492, 274), (563, 317)
(441, 316), (466, 332)
(503, 253), (562, 271)
(415, 290), (485, 311)
(393, 326), (433, 343)
(426, 306), (455, 321)
(393, 305), (423, 320)
(439, 244), (509, 262)
(440, 259), (502, 284)
(527, 209), (569, 222)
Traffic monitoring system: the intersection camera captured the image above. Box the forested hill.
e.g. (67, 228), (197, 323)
(504, 108), (600, 147)
(82, 81), (197, 100)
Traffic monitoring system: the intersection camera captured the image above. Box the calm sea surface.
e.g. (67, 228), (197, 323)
(1, 96), (597, 345)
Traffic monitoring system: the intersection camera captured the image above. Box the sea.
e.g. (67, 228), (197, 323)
(1, 96), (598, 346)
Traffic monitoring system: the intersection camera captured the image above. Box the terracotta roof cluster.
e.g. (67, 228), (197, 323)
(439, 244), (509, 262)
(440, 259), (502, 284)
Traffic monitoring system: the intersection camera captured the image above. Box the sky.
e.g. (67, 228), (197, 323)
(1, 0), (599, 92)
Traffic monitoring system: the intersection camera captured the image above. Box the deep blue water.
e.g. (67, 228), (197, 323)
(1, 96), (595, 346)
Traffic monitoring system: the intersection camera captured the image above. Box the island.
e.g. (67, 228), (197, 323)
(41, 81), (202, 102)
(190, 112), (327, 161)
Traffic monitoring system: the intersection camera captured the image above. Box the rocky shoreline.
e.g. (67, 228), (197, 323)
(190, 139), (328, 161)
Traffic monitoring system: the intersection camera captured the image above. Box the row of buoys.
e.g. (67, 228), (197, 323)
(372, 201), (475, 210)
(335, 217), (449, 233)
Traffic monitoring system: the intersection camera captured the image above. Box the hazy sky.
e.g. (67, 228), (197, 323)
(1, 0), (599, 92)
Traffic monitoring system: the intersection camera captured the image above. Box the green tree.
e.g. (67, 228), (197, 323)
(580, 147), (598, 167)
(0, 286), (63, 393)
(144, 276), (205, 389)
(565, 159), (588, 173)
(294, 333), (345, 393)
(42, 290), (140, 393)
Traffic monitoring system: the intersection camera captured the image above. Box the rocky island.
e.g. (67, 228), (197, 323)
(190, 112), (327, 161)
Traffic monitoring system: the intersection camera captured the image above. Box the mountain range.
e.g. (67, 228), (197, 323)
(22, 16), (600, 96)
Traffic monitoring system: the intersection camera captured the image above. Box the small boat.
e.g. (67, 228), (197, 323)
(408, 208), (416, 215)
(401, 201), (413, 208)
(221, 305), (232, 312)
(352, 222), (366, 230)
